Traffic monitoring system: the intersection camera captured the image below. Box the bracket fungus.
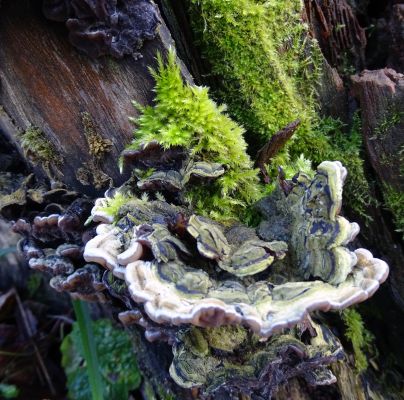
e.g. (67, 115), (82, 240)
(42, 0), (160, 58)
(11, 142), (388, 395)
(170, 320), (344, 397)
(81, 160), (388, 338)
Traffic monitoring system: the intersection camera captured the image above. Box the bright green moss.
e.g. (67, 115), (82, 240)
(383, 185), (404, 239)
(189, 0), (322, 148)
(264, 154), (314, 193)
(101, 193), (135, 218)
(189, 0), (372, 220)
(126, 50), (261, 221)
(342, 308), (374, 373)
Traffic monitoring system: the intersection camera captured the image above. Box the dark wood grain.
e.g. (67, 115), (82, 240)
(0, 0), (183, 196)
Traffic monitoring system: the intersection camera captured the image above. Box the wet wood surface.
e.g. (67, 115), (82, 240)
(0, 0), (181, 196)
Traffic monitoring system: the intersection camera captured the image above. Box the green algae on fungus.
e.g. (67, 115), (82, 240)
(125, 50), (261, 220)
(169, 321), (344, 395)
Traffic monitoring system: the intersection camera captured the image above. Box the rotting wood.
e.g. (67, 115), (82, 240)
(0, 0), (188, 196)
(254, 119), (301, 183)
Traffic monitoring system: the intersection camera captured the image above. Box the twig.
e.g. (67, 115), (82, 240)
(14, 289), (57, 396)
(254, 119), (301, 183)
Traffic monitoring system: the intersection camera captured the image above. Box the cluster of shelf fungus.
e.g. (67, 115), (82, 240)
(10, 140), (388, 397)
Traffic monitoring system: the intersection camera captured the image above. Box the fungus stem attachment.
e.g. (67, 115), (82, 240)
(72, 300), (105, 400)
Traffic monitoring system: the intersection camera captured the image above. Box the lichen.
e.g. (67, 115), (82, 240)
(125, 50), (261, 220)
(342, 308), (374, 373)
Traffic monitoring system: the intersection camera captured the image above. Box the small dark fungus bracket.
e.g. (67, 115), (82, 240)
(42, 0), (160, 58)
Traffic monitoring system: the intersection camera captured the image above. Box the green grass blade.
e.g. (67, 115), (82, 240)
(72, 300), (105, 400)
(0, 247), (16, 259)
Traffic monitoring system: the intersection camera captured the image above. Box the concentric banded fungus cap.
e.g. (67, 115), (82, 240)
(124, 248), (387, 336)
(84, 197), (287, 281)
(84, 161), (388, 337)
(287, 161), (360, 284)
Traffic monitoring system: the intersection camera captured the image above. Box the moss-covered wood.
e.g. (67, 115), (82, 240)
(1, 0), (403, 399)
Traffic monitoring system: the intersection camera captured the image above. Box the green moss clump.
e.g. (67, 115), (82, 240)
(189, 0), (322, 147)
(100, 192), (136, 218)
(383, 185), (404, 239)
(189, 0), (326, 146)
(189, 0), (372, 220)
(19, 126), (58, 166)
(126, 50), (261, 221)
(342, 308), (374, 373)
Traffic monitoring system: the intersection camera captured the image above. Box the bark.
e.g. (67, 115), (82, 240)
(351, 68), (404, 309)
(303, 0), (367, 70)
(0, 1), (402, 399)
(0, 0), (191, 196)
(352, 69), (404, 191)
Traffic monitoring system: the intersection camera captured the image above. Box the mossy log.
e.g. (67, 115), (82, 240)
(0, 1), (193, 398)
(0, 1), (401, 399)
(0, 0), (191, 197)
